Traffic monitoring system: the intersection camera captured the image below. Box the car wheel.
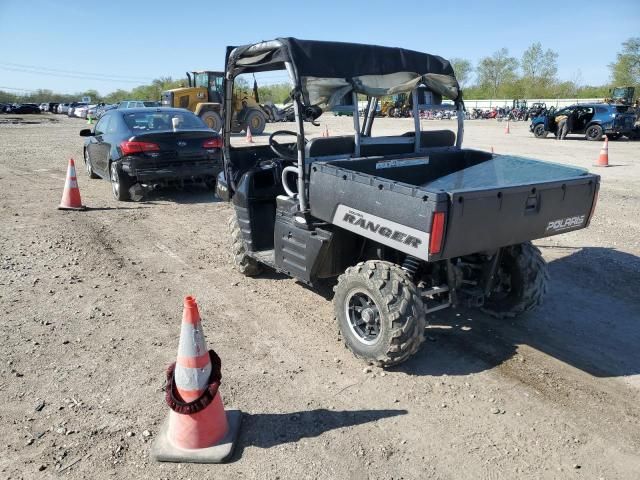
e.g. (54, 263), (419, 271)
(200, 111), (222, 132)
(244, 109), (266, 135)
(228, 215), (262, 276)
(83, 148), (99, 179)
(585, 124), (603, 141)
(533, 124), (548, 138)
(109, 162), (132, 201)
(334, 260), (427, 367)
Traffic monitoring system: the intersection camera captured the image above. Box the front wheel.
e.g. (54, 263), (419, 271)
(228, 215), (262, 276)
(585, 124), (603, 141)
(244, 109), (266, 135)
(109, 162), (132, 201)
(482, 242), (549, 319)
(200, 111), (222, 132)
(533, 124), (548, 138)
(334, 260), (426, 367)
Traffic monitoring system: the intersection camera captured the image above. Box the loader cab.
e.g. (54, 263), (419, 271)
(191, 71), (224, 104)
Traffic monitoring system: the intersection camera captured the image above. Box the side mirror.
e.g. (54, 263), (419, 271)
(79, 128), (93, 137)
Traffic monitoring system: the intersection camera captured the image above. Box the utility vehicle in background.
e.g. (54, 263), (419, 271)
(217, 38), (600, 367)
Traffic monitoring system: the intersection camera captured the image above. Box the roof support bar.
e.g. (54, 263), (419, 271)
(352, 91), (361, 157)
(412, 89), (421, 152)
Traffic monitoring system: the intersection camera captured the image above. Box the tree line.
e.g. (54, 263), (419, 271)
(1, 38), (637, 105)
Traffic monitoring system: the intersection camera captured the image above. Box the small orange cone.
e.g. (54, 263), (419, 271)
(246, 125), (253, 143)
(58, 158), (86, 210)
(594, 135), (609, 167)
(504, 120), (510, 134)
(152, 296), (241, 463)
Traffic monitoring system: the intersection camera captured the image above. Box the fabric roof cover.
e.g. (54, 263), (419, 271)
(227, 38), (461, 109)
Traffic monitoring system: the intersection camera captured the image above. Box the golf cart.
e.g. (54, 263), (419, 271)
(217, 38), (600, 367)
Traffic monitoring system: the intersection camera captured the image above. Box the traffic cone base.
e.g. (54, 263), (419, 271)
(152, 410), (241, 464)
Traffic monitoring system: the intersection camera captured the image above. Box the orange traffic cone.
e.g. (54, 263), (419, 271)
(246, 125), (253, 143)
(152, 296), (241, 463)
(594, 135), (609, 167)
(504, 120), (510, 134)
(58, 158), (86, 210)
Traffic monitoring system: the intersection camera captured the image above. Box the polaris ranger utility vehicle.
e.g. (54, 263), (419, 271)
(217, 38), (600, 367)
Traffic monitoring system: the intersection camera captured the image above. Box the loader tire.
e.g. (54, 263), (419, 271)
(482, 242), (548, 319)
(200, 111), (222, 132)
(228, 215), (262, 276)
(245, 109), (266, 135)
(334, 260), (427, 367)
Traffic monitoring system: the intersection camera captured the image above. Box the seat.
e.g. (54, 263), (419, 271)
(402, 129), (456, 148)
(305, 136), (355, 158)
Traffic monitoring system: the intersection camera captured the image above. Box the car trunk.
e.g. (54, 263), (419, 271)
(309, 149), (599, 260)
(128, 130), (218, 162)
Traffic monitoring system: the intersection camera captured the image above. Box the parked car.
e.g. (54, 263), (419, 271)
(74, 104), (99, 119)
(39, 103), (49, 112)
(95, 104), (117, 119)
(68, 102), (87, 117)
(530, 103), (636, 140)
(10, 104), (41, 114)
(58, 103), (70, 114)
(79, 108), (222, 200)
(117, 100), (161, 109)
(48, 102), (59, 113)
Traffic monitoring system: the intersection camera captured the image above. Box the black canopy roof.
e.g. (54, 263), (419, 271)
(227, 38), (461, 105)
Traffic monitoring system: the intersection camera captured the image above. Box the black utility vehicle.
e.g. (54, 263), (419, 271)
(217, 38), (600, 367)
(80, 108), (222, 201)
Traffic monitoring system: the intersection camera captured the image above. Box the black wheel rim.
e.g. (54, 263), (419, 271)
(587, 126), (599, 139)
(345, 289), (381, 345)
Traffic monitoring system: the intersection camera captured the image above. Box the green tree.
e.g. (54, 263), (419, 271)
(609, 37), (640, 86)
(449, 58), (473, 88)
(521, 43), (558, 96)
(476, 48), (519, 98)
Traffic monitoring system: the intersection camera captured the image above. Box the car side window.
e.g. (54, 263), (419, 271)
(94, 116), (111, 136)
(596, 106), (607, 114)
(106, 115), (120, 134)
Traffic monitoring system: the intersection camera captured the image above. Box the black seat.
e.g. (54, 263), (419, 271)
(305, 136), (355, 158)
(402, 130), (456, 148)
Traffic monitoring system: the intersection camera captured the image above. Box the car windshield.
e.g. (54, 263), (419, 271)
(123, 111), (207, 131)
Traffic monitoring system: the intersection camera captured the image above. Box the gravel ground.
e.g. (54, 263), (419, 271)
(1, 114), (639, 479)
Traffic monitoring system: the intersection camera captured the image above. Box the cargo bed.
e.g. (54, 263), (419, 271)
(308, 148), (599, 260)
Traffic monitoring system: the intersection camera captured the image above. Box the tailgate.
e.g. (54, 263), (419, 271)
(428, 156), (599, 259)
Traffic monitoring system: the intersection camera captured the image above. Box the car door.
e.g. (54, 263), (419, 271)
(88, 115), (112, 176)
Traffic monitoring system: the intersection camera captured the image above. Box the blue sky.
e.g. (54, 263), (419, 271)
(0, 0), (638, 95)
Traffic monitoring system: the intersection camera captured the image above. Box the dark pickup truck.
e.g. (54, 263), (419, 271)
(218, 38), (599, 367)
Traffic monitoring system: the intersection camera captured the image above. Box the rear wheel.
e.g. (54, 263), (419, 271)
(83, 148), (99, 179)
(533, 124), (548, 138)
(245, 109), (266, 135)
(585, 124), (603, 141)
(482, 242), (549, 319)
(109, 162), (132, 201)
(228, 215), (262, 276)
(200, 111), (222, 132)
(334, 260), (426, 367)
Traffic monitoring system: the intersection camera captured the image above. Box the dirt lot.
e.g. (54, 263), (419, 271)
(1, 114), (639, 479)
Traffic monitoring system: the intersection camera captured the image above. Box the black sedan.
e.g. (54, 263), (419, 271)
(80, 108), (222, 201)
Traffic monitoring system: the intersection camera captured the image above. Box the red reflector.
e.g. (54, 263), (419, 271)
(120, 140), (160, 155)
(203, 137), (222, 149)
(429, 212), (445, 255)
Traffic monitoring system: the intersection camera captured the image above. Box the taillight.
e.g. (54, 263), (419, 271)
(203, 137), (222, 149)
(429, 212), (445, 255)
(120, 140), (160, 155)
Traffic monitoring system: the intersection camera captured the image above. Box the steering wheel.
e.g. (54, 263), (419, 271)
(269, 130), (307, 162)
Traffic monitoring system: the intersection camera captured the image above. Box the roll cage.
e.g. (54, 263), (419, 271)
(221, 38), (464, 213)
